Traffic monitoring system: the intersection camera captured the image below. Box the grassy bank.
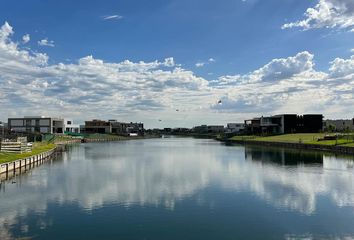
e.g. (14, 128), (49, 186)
(0, 142), (56, 164)
(228, 133), (354, 147)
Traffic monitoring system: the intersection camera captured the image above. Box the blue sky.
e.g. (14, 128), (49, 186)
(0, 0), (354, 127)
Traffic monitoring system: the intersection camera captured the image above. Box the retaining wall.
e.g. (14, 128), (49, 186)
(0, 148), (56, 175)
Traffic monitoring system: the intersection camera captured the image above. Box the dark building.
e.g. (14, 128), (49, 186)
(84, 119), (112, 134)
(245, 114), (323, 135)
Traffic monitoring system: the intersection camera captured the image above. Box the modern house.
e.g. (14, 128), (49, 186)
(64, 119), (80, 133)
(245, 114), (323, 135)
(8, 116), (80, 134)
(323, 119), (354, 131)
(8, 116), (62, 134)
(226, 123), (245, 133)
(84, 119), (112, 134)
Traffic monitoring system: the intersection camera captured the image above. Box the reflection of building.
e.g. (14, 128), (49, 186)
(245, 114), (323, 134)
(323, 119), (354, 131)
(244, 145), (323, 165)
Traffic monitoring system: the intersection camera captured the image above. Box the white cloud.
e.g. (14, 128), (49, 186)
(282, 0), (354, 31)
(163, 57), (175, 67)
(329, 55), (354, 78)
(0, 21), (13, 42)
(102, 15), (123, 20)
(1, 22), (354, 127)
(208, 58), (215, 62)
(38, 38), (55, 47)
(350, 48), (354, 53)
(195, 62), (205, 68)
(22, 34), (30, 44)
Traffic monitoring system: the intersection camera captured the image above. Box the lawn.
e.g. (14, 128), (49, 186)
(0, 142), (56, 164)
(228, 133), (354, 147)
(252, 133), (328, 143)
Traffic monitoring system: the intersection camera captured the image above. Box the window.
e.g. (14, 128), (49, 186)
(67, 121), (72, 124)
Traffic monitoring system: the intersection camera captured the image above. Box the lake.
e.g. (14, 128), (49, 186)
(1, 137), (354, 240)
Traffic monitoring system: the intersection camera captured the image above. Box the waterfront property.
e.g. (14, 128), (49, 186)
(192, 125), (225, 134)
(8, 116), (80, 134)
(226, 123), (245, 134)
(244, 114), (323, 135)
(83, 119), (144, 136)
(110, 120), (144, 136)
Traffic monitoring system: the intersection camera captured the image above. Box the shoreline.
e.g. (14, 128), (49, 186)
(220, 138), (354, 155)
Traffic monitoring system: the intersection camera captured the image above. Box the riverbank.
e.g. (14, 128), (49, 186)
(222, 133), (354, 155)
(0, 142), (56, 164)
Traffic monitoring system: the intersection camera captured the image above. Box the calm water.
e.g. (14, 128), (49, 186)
(1, 137), (354, 240)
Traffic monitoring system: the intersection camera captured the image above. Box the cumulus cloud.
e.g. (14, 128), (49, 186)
(22, 34), (30, 44)
(282, 0), (354, 31)
(329, 55), (354, 78)
(38, 38), (55, 47)
(102, 15), (123, 20)
(0, 21), (354, 126)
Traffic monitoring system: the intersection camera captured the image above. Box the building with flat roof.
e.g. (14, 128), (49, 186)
(245, 114), (323, 135)
(8, 116), (80, 134)
(226, 123), (245, 134)
(8, 116), (62, 134)
(84, 119), (112, 134)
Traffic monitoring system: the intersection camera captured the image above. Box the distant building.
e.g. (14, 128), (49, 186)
(245, 114), (323, 135)
(192, 125), (225, 134)
(84, 119), (144, 135)
(323, 119), (354, 131)
(0, 121), (6, 137)
(192, 125), (208, 134)
(110, 120), (144, 136)
(84, 119), (112, 134)
(207, 125), (225, 133)
(226, 123), (245, 134)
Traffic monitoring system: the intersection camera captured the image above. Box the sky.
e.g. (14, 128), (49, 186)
(0, 0), (353, 128)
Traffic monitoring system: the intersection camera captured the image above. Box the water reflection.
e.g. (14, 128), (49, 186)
(245, 146), (323, 165)
(0, 138), (354, 239)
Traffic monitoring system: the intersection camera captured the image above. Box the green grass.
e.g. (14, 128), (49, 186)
(252, 133), (329, 143)
(0, 142), (56, 164)
(229, 135), (258, 141)
(228, 133), (354, 147)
